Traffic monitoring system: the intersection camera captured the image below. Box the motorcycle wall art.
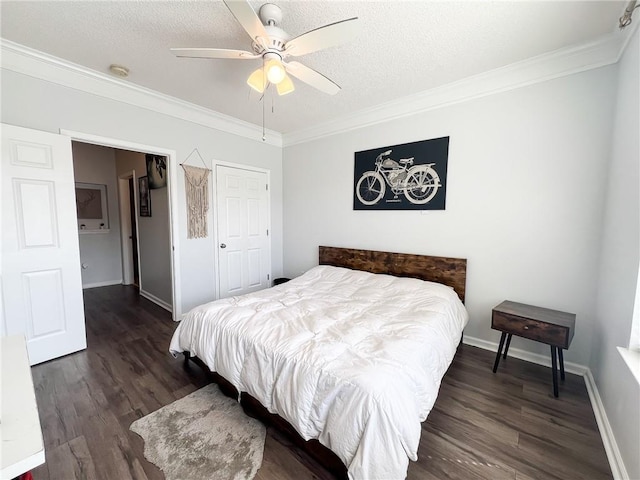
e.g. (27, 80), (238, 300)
(353, 137), (449, 210)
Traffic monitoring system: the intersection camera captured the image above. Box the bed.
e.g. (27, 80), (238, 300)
(170, 246), (468, 479)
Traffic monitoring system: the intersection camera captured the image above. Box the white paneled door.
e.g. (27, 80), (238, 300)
(216, 165), (270, 299)
(1, 124), (86, 365)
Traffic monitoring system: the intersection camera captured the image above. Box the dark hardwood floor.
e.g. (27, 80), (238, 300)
(30, 285), (612, 480)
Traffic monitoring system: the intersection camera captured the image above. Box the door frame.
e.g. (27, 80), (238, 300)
(213, 160), (272, 300)
(118, 171), (140, 286)
(60, 129), (182, 321)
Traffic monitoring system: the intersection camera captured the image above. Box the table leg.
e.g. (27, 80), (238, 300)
(503, 334), (512, 359)
(551, 346), (559, 397)
(558, 348), (565, 381)
(493, 332), (507, 373)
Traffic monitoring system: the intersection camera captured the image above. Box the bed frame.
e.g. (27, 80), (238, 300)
(183, 246), (467, 478)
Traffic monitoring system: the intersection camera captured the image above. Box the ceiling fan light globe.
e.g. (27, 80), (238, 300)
(247, 68), (266, 93)
(266, 60), (286, 84)
(276, 74), (295, 95)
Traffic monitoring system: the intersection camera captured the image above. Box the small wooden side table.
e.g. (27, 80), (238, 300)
(491, 300), (576, 397)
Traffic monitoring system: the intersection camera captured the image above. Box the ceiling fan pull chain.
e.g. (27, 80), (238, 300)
(262, 84), (266, 142)
(261, 53), (266, 142)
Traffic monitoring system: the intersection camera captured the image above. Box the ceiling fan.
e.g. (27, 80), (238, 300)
(170, 1), (359, 96)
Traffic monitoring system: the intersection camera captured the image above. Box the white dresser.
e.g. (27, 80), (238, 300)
(1, 335), (45, 480)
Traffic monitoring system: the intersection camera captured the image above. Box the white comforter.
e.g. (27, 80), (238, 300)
(169, 265), (468, 479)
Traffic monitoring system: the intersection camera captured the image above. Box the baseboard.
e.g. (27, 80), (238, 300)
(82, 279), (122, 289)
(583, 369), (629, 480)
(462, 335), (627, 479)
(462, 335), (587, 375)
(139, 289), (172, 313)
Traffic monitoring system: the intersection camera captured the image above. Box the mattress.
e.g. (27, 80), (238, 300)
(170, 265), (468, 479)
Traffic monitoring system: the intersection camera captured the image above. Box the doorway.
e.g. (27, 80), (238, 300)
(77, 146), (172, 310)
(62, 129), (182, 321)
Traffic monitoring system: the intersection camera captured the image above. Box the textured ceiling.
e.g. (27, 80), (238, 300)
(0, 1), (627, 134)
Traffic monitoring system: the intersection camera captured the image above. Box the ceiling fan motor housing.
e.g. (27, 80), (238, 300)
(253, 4), (289, 55)
(258, 3), (282, 26)
(252, 25), (290, 55)
(253, 4), (291, 89)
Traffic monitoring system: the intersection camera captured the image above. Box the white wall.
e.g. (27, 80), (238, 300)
(592, 26), (640, 480)
(283, 65), (617, 368)
(142, 183), (172, 304)
(115, 150), (172, 307)
(0, 69), (283, 315)
(72, 142), (123, 288)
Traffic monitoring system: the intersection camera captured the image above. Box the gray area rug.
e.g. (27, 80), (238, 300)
(130, 384), (266, 480)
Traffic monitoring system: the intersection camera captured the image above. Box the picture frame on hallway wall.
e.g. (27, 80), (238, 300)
(146, 154), (167, 189)
(75, 182), (109, 231)
(353, 136), (449, 210)
(139, 176), (151, 217)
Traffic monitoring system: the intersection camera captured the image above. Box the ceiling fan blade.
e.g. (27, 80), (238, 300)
(284, 61), (340, 95)
(223, 0), (269, 44)
(284, 17), (359, 57)
(170, 48), (260, 60)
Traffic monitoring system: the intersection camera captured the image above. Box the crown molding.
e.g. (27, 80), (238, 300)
(0, 39), (282, 148)
(2, 24), (633, 151)
(282, 31), (628, 147)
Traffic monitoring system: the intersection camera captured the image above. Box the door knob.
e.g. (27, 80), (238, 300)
(220, 243), (227, 249)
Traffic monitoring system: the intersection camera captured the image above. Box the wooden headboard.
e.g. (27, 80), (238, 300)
(319, 246), (467, 303)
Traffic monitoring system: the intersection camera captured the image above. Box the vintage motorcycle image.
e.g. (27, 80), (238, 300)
(355, 149), (442, 205)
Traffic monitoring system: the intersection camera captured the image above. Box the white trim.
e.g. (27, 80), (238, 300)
(78, 229), (110, 235)
(463, 335), (627, 479)
(627, 259), (640, 351)
(117, 171), (138, 286)
(1, 28), (631, 150)
(60, 129), (182, 321)
(139, 289), (172, 313)
(213, 159), (272, 175)
(462, 334), (587, 375)
(617, 347), (640, 385)
(615, 19), (640, 63)
(282, 32), (626, 146)
(82, 279), (122, 289)
(0, 277), (7, 337)
(583, 369), (629, 480)
(0, 39), (282, 147)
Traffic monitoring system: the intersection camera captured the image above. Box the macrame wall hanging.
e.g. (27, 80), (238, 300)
(180, 148), (211, 239)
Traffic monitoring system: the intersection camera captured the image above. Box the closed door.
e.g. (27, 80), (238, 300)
(216, 165), (270, 298)
(1, 124), (87, 365)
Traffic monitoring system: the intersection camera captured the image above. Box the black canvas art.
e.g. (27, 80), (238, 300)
(146, 154), (167, 189)
(354, 137), (449, 210)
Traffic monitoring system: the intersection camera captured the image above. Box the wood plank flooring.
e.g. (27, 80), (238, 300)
(30, 285), (612, 480)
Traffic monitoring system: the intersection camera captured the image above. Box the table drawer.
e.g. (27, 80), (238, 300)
(492, 311), (569, 348)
